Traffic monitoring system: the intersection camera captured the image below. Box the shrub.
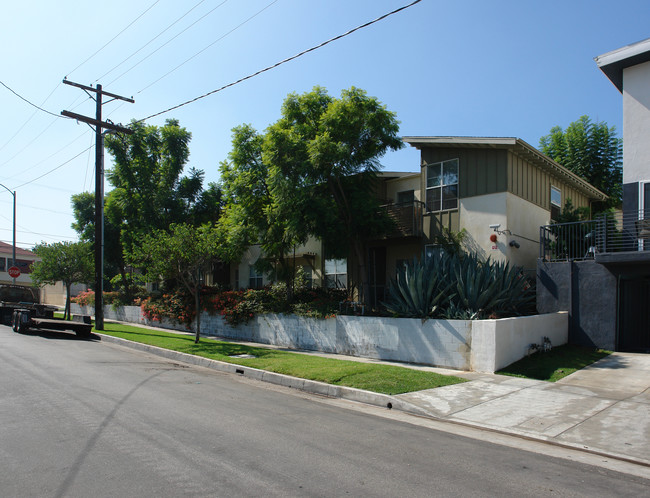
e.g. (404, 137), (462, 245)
(383, 252), (535, 320)
(72, 289), (95, 307)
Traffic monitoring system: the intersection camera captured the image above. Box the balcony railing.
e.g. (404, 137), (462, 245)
(380, 200), (425, 238)
(540, 209), (650, 262)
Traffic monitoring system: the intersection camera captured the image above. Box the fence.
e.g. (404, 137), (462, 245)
(540, 209), (650, 262)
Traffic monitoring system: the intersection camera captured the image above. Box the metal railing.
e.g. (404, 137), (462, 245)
(380, 200), (425, 238)
(540, 209), (650, 262)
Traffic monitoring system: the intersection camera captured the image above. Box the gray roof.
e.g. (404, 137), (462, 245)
(595, 37), (650, 92)
(402, 136), (608, 201)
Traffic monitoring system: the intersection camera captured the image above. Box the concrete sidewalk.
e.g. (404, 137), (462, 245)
(397, 353), (650, 466)
(96, 322), (650, 468)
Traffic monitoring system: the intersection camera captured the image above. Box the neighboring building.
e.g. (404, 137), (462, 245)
(0, 241), (40, 286)
(537, 38), (650, 352)
(221, 137), (605, 308)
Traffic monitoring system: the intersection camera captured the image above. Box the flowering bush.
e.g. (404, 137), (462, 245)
(72, 289), (95, 307)
(141, 290), (194, 327)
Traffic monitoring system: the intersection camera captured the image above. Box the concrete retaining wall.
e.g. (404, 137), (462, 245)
(72, 303), (567, 373)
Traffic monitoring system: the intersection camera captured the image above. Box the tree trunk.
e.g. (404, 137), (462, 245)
(194, 287), (201, 344)
(65, 283), (71, 321)
(352, 240), (370, 308)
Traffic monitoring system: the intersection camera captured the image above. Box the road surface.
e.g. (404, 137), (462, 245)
(1, 325), (648, 497)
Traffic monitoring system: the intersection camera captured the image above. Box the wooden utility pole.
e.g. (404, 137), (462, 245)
(62, 79), (134, 330)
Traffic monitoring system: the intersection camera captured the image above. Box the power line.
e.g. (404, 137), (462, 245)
(0, 82), (62, 153)
(107, 0), (230, 87)
(0, 80), (67, 119)
(12, 145), (94, 190)
(138, 0), (279, 94)
(138, 0), (422, 123)
(66, 0), (161, 78)
(97, 0), (208, 83)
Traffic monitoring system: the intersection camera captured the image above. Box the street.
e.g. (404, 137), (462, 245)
(1, 325), (648, 497)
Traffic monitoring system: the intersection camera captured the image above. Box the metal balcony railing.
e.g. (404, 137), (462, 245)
(540, 209), (650, 262)
(380, 200), (425, 238)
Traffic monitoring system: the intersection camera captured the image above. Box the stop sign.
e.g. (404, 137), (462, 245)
(7, 266), (21, 278)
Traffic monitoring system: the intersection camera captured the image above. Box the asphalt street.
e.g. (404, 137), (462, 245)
(1, 325), (648, 497)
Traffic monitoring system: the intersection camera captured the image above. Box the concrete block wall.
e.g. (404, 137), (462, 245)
(71, 303), (567, 373)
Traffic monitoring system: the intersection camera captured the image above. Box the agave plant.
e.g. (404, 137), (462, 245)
(450, 255), (535, 319)
(382, 254), (454, 318)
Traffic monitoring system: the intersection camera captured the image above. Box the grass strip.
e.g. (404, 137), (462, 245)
(97, 323), (467, 395)
(497, 344), (612, 382)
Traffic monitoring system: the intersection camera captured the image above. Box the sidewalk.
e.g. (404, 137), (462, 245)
(97, 321), (650, 468)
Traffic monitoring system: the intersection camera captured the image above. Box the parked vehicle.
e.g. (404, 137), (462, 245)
(1, 284), (92, 337)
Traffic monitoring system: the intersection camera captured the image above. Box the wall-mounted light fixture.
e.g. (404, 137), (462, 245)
(509, 240), (520, 249)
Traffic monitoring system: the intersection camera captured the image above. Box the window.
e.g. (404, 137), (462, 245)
(249, 265), (263, 289)
(426, 159), (458, 212)
(0, 257), (4, 272)
(425, 244), (445, 260)
(397, 190), (414, 205)
(301, 265), (313, 289)
(550, 186), (561, 221)
(325, 258), (347, 289)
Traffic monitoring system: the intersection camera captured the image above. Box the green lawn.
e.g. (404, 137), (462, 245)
(497, 344), (612, 382)
(96, 323), (467, 395)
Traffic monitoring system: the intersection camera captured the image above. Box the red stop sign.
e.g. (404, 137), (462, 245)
(7, 266), (21, 278)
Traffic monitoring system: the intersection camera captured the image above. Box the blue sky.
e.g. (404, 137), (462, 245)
(1, 0), (649, 248)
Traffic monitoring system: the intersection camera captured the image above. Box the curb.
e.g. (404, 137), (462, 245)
(96, 333), (650, 470)
(96, 333), (433, 419)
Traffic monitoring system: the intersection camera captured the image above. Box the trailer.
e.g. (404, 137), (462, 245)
(11, 308), (92, 338)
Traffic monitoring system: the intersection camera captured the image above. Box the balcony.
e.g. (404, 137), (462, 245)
(380, 200), (425, 239)
(539, 209), (650, 264)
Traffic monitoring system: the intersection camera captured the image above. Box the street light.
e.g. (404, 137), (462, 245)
(0, 183), (16, 285)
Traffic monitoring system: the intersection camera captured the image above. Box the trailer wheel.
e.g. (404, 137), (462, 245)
(16, 311), (29, 334)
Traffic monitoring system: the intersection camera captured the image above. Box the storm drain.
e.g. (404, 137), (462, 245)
(229, 354), (257, 359)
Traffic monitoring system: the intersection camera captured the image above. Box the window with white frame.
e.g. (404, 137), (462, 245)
(550, 185), (561, 221)
(426, 159), (458, 212)
(249, 265), (263, 289)
(301, 265), (313, 289)
(325, 258), (347, 289)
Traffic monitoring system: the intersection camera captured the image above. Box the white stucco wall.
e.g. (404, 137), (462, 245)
(460, 192), (547, 272)
(71, 303), (568, 373)
(459, 192), (507, 263)
(623, 60), (650, 185)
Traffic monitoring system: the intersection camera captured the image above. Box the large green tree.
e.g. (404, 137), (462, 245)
(129, 223), (220, 343)
(218, 124), (306, 295)
(73, 119), (222, 300)
(264, 86), (404, 303)
(30, 241), (93, 320)
(539, 115), (622, 209)
(104, 119), (221, 252)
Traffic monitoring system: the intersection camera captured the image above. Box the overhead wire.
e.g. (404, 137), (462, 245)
(107, 0), (230, 87)
(0, 80), (67, 119)
(96, 0), (209, 83)
(138, 0), (279, 94)
(66, 0), (161, 78)
(0, 82), (62, 153)
(137, 0), (422, 123)
(12, 145), (95, 190)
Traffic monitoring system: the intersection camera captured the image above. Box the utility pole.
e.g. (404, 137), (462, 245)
(62, 79), (134, 330)
(0, 184), (16, 284)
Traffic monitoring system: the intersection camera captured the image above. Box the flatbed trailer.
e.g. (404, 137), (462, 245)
(11, 308), (92, 338)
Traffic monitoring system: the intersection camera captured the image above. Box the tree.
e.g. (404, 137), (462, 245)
(264, 86), (404, 304)
(30, 241), (93, 320)
(539, 116), (622, 209)
(104, 119), (219, 253)
(218, 124), (306, 297)
(129, 223), (220, 343)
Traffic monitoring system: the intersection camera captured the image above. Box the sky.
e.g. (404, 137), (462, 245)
(1, 0), (649, 250)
